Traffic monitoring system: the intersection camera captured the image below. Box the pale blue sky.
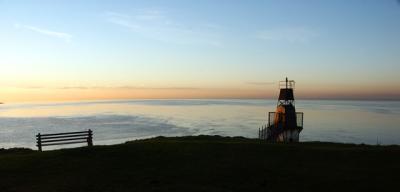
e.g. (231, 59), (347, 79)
(0, 0), (400, 101)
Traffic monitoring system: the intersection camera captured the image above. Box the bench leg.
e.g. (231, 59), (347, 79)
(37, 133), (42, 151)
(87, 129), (93, 147)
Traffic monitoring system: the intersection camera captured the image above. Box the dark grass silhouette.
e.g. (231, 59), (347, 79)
(1, 135), (399, 192)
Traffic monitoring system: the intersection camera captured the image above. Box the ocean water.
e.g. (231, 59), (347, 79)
(0, 99), (399, 149)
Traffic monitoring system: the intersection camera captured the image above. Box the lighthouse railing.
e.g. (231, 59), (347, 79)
(258, 125), (269, 140)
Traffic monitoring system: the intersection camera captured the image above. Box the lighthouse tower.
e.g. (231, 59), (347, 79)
(261, 77), (303, 142)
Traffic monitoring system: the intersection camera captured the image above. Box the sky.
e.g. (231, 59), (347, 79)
(0, 0), (400, 102)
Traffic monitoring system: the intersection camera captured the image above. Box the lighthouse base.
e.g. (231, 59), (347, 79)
(277, 129), (300, 142)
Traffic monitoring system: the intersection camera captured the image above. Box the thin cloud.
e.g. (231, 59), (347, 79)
(57, 86), (199, 90)
(59, 86), (90, 90)
(246, 81), (276, 86)
(6, 85), (199, 90)
(116, 86), (199, 90)
(105, 10), (222, 46)
(106, 11), (131, 19)
(14, 23), (72, 43)
(256, 27), (317, 43)
(134, 10), (164, 21)
(106, 17), (141, 30)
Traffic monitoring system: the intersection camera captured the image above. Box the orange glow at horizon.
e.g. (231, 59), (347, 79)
(0, 83), (399, 103)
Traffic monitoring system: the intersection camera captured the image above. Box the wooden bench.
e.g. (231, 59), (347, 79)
(36, 129), (93, 151)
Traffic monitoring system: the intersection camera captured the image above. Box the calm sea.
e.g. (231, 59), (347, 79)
(1, 99), (399, 149)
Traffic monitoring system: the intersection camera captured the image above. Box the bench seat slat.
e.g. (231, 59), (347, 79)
(40, 134), (89, 140)
(39, 131), (89, 137)
(40, 141), (89, 146)
(41, 137), (89, 143)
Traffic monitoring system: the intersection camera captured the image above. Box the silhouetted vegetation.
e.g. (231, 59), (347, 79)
(0, 135), (399, 192)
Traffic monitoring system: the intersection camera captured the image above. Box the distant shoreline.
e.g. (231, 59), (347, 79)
(2, 97), (400, 105)
(2, 98), (400, 106)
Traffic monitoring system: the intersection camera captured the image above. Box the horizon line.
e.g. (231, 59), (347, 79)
(2, 97), (399, 105)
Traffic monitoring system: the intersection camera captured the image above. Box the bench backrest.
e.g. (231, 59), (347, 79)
(36, 129), (93, 151)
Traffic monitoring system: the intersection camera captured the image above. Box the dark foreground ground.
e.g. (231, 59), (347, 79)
(1, 135), (400, 192)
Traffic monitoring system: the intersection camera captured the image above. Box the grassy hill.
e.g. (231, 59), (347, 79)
(1, 135), (399, 192)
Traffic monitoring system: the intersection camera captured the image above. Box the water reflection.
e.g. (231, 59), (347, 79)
(0, 99), (399, 148)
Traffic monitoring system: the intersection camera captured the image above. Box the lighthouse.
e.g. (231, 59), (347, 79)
(259, 77), (304, 142)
